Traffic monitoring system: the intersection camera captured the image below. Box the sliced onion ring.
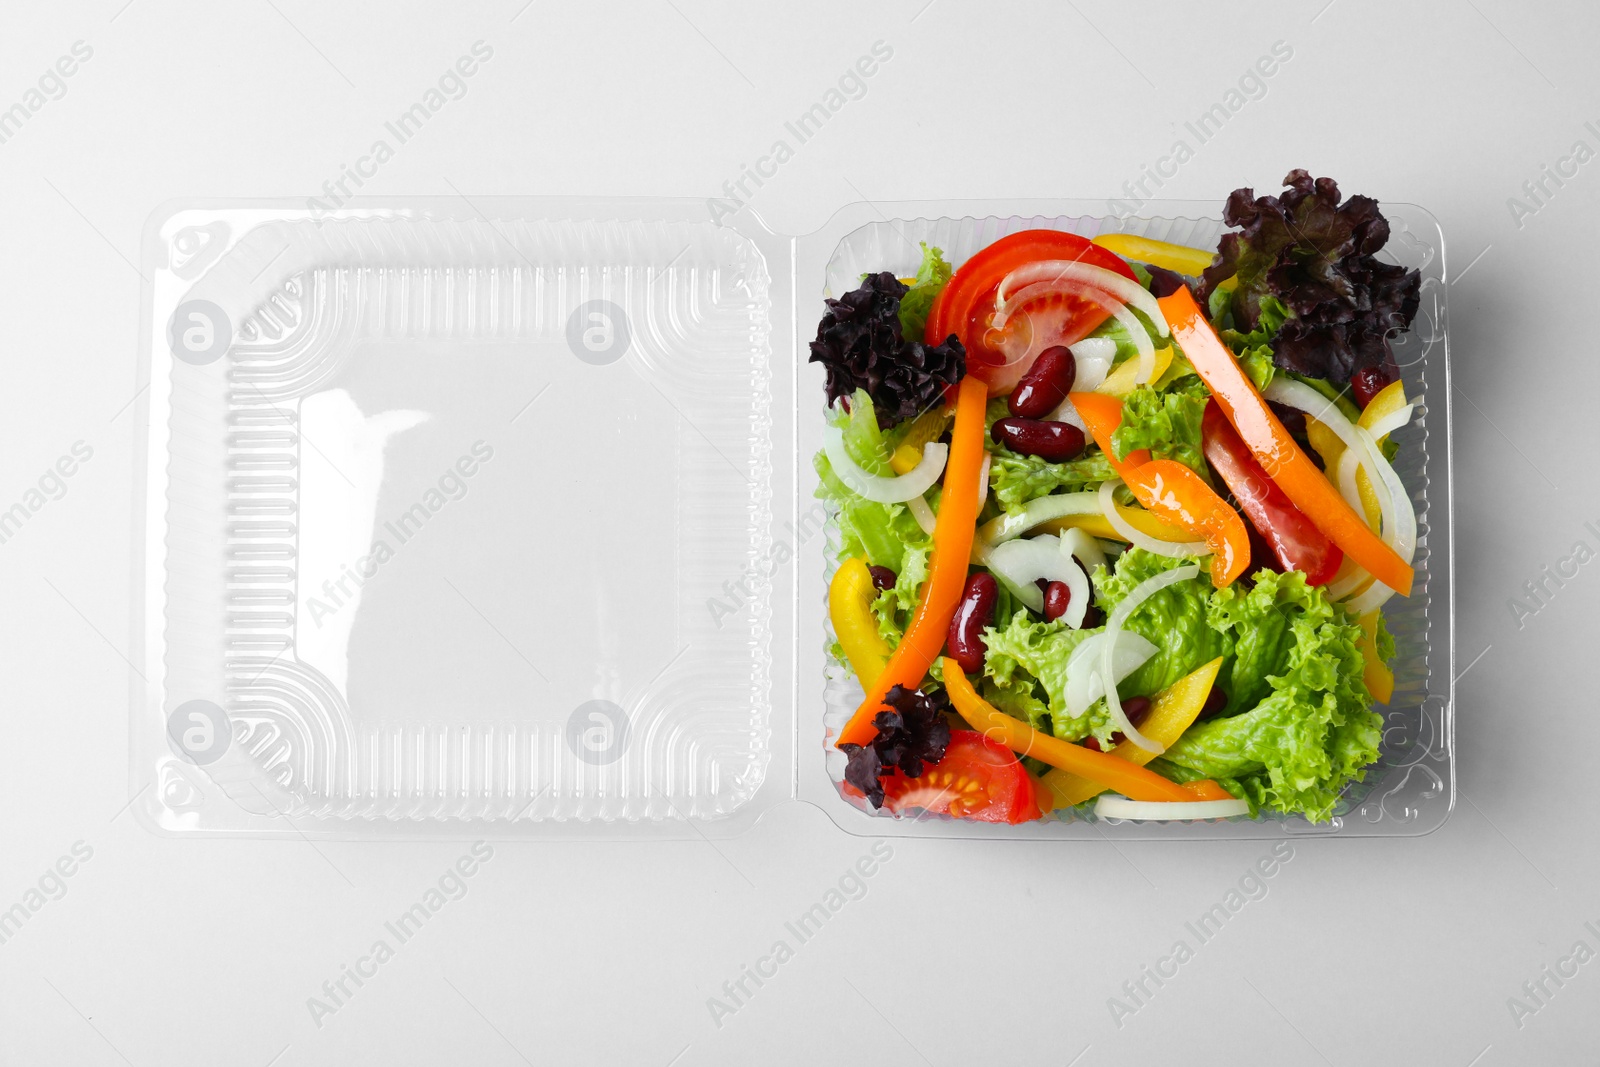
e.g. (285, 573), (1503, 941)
(907, 496), (937, 535)
(1065, 631), (1158, 717)
(974, 491), (1102, 562)
(1098, 481), (1210, 557)
(824, 423), (947, 504)
(1095, 794), (1249, 821)
(1102, 563), (1200, 754)
(1346, 578), (1397, 614)
(994, 260), (1170, 338)
(1262, 378), (1415, 568)
(987, 535), (1090, 627)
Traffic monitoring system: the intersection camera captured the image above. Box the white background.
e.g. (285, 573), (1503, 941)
(0, 1), (1594, 1064)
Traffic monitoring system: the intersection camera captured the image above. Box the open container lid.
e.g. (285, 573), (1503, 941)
(131, 196), (1453, 839)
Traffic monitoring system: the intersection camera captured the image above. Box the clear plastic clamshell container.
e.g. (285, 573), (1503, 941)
(132, 197), (1453, 839)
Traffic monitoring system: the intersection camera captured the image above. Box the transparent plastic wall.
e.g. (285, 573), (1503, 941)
(133, 196), (1451, 839)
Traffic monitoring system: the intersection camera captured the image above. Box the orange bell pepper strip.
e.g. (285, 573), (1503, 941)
(1072, 392), (1249, 587)
(1179, 780), (1234, 802)
(1070, 391), (1149, 476)
(836, 375), (989, 749)
(1157, 288), (1414, 597)
(942, 658), (1203, 803)
(1122, 460), (1250, 587)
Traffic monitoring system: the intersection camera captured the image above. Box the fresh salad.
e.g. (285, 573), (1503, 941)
(813, 171), (1421, 824)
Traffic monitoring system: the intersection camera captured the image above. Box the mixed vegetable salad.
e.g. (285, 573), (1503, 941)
(814, 171), (1420, 824)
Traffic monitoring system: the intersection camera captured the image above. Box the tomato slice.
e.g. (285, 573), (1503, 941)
(880, 730), (1042, 823)
(926, 230), (1137, 397)
(1201, 400), (1344, 585)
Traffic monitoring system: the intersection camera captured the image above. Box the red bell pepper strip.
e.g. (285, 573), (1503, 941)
(836, 375), (989, 749)
(1158, 288), (1414, 597)
(1202, 401), (1343, 585)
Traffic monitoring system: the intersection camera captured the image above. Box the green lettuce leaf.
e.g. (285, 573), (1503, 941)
(1092, 549), (1233, 699)
(1111, 386), (1211, 479)
(814, 389), (932, 571)
(898, 243), (952, 342)
(982, 615), (1112, 744)
(871, 538), (930, 649)
(988, 450), (1117, 512)
(1160, 571), (1380, 822)
(814, 453), (928, 569)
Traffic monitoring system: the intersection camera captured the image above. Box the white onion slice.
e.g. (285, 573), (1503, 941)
(1349, 423), (1414, 565)
(907, 495), (937, 535)
(1051, 339), (1117, 425)
(1102, 563), (1200, 754)
(1345, 579), (1397, 614)
(994, 261), (1170, 338)
(1098, 482), (1209, 557)
(1261, 378), (1414, 567)
(974, 491), (1102, 555)
(986, 535), (1090, 627)
(1065, 631), (1158, 717)
(1324, 558), (1374, 601)
(824, 423), (948, 504)
(1058, 526), (1106, 577)
(977, 453), (992, 510)
(1366, 402), (1416, 442)
(1095, 794), (1249, 821)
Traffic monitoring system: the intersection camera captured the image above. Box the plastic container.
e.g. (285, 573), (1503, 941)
(131, 196), (1453, 839)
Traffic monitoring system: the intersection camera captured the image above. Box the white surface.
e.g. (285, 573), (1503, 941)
(0, 0), (1592, 1063)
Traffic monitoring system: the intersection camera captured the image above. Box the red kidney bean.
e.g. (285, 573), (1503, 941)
(1200, 685), (1228, 719)
(945, 572), (999, 675)
(1083, 695), (1152, 752)
(991, 417), (1086, 462)
(868, 565), (896, 592)
(1352, 364), (1394, 409)
(1043, 580), (1072, 622)
(1009, 346), (1077, 418)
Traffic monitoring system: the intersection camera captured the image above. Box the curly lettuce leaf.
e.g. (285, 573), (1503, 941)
(871, 538), (930, 649)
(1091, 550), (1233, 699)
(1160, 571), (1380, 822)
(898, 243), (953, 342)
(988, 450), (1116, 512)
(983, 615), (1111, 744)
(1111, 386), (1210, 479)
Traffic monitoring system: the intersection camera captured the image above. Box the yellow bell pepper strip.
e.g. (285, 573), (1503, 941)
(942, 658), (1202, 803)
(1091, 234), (1216, 277)
(1123, 460), (1251, 587)
(1095, 346), (1174, 398)
(1070, 391), (1150, 476)
(1044, 657), (1223, 807)
(1356, 610), (1395, 703)
(828, 558), (893, 691)
(1033, 510), (1190, 545)
(972, 491), (1191, 561)
(1158, 287), (1414, 597)
(889, 406), (952, 475)
(837, 376), (990, 749)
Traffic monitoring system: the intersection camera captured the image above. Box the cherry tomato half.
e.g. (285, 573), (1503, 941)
(881, 730), (1042, 824)
(1201, 401), (1344, 585)
(926, 230), (1137, 397)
